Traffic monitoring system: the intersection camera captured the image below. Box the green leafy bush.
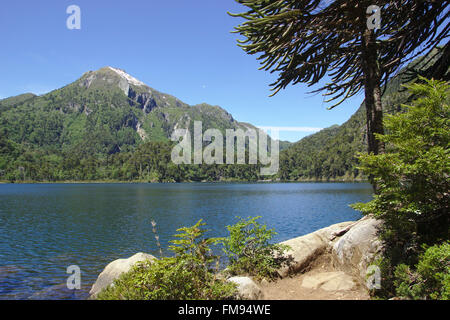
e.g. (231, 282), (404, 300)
(97, 220), (237, 300)
(353, 78), (449, 245)
(394, 242), (450, 300)
(352, 78), (450, 298)
(221, 216), (291, 280)
(97, 217), (293, 299)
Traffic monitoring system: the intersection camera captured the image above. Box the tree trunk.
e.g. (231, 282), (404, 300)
(362, 30), (385, 156)
(362, 30), (385, 191)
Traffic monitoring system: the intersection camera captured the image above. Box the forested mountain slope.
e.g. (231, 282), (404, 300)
(278, 45), (450, 181)
(0, 67), (277, 181)
(0, 46), (447, 182)
(0, 67), (260, 154)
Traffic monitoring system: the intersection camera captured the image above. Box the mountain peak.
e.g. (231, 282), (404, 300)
(105, 67), (146, 87)
(78, 66), (150, 95)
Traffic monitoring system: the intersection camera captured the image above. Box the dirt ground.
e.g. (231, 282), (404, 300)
(260, 254), (370, 300)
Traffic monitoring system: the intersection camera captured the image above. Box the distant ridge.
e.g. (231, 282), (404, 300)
(0, 66), (265, 153)
(279, 45), (450, 181)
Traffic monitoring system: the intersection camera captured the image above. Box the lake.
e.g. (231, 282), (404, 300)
(0, 182), (373, 299)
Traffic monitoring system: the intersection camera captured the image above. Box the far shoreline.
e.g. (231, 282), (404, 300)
(0, 179), (369, 184)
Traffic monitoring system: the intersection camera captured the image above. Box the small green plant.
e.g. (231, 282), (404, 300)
(97, 220), (237, 300)
(394, 242), (450, 300)
(221, 216), (291, 280)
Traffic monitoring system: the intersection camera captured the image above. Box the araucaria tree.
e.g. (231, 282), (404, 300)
(230, 0), (449, 156)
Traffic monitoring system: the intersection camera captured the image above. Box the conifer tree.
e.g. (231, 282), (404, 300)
(230, 0), (449, 156)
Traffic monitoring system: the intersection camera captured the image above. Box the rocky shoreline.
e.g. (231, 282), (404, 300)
(89, 216), (382, 300)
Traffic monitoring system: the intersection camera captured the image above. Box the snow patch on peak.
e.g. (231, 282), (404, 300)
(108, 67), (146, 87)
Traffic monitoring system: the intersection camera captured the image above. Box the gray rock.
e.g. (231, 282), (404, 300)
(89, 252), (156, 298)
(278, 221), (355, 277)
(276, 216), (382, 289)
(227, 276), (264, 300)
(332, 217), (383, 283)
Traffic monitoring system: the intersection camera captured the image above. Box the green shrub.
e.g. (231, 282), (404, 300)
(353, 78), (449, 244)
(394, 242), (450, 300)
(352, 78), (450, 298)
(97, 217), (293, 299)
(97, 220), (237, 300)
(221, 216), (291, 280)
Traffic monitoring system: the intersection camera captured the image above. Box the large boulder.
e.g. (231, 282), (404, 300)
(89, 252), (156, 298)
(278, 221), (355, 277)
(332, 217), (383, 283)
(227, 276), (264, 300)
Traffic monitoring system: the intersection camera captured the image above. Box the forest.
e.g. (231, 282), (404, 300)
(0, 47), (448, 183)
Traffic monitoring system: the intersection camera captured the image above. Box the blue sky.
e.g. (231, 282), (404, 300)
(1, 0), (369, 142)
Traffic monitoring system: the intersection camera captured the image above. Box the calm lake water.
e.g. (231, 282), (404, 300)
(0, 182), (372, 299)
